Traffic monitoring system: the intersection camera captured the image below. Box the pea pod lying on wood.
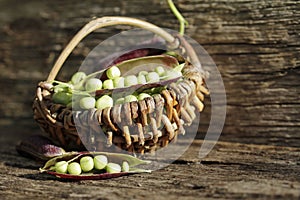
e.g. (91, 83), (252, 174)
(16, 135), (66, 161)
(40, 151), (151, 180)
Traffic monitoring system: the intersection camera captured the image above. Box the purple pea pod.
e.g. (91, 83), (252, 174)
(39, 151), (151, 180)
(96, 36), (166, 70)
(16, 135), (66, 161)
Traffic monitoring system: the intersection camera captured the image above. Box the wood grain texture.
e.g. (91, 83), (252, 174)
(0, 0), (299, 147)
(0, 1), (299, 199)
(0, 134), (299, 199)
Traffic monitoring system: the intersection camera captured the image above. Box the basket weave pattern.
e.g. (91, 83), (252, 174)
(32, 17), (208, 154)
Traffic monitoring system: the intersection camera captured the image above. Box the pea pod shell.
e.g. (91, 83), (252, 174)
(40, 151), (151, 180)
(95, 55), (182, 97)
(45, 170), (136, 180)
(16, 135), (65, 161)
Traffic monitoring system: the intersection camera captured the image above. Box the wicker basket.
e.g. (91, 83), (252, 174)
(33, 17), (208, 154)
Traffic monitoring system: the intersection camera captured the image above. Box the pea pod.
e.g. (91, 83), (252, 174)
(16, 135), (66, 161)
(51, 55), (183, 108)
(94, 55), (183, 97)
(39, 151), (151, 180)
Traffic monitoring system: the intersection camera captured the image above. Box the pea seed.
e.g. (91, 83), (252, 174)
(106, 66), (121, 79)
(155, 66), (165, 76)
(121, 161), (130, 172)
(138, 71), (148, 76)
(113, 77), (125, 88)
(124, 75), (138, 87)
(67, 162), (82, 175)
(79, 97), (96, 109)
(94, 155), (108, 170)
(72, 93), (89, 110)
(103, 79), (114, 89)
(55, 161), (68, 174)
(138, 93), (151, 101)
(52, 92), (72, 105)
(137, 74), (147, 84)
(96, 95), (113, 110)
(125, 95), (137, 103)
(79, 156), (94, 172)
(71, 72), (86, 85)
(106, 163), (121, 173)
(115, 97), (125, 105)
(85, 78), (102, 91)
(146, 72), (160, 83)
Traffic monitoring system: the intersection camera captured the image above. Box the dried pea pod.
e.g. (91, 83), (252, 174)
(16, 135), (65, 161)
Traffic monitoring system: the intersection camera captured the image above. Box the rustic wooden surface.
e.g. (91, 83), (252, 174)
(1, 133), (300, 199)
(0, 0), (299, 199)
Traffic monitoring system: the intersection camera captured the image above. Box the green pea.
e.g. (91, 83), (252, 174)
(138, 93), (151, 101)
(72, 93), (89, 110)
(79, 96), (96, 109)
(71, 72), (86, 85)
(155, 66), (165, 76)
(125, 95), (137, 103)
(121, 161), (130, 172)
(80, 156), (94, 172)
(106, 66), (121, 79)
(115, 97), (125, 105)
(137, 74), (147, 85)
(106, 163), (121, 173)
(124, 75), (138, 87)
(113, 77), (125, 88)
(138, 71), (148, 76)
(103, 79), (114, 89)
(96, 95), (113, 110)
(55, 161), (68, 174)
(94, 155), (108, 170)
(67, 162), (82, 175)
(146, 72), (160, 83)
(85, 78), (102, 91)
(52, 92), (72, 105)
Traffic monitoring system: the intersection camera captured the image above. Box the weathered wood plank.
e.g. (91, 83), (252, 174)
(0, 2), (299, 199)
(0, 133), (299, 199)
(0, 0), (299, 147)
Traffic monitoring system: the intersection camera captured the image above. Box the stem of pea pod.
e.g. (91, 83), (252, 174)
(167, 0), (188, 35)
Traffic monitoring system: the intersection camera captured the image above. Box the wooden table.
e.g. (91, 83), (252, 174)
(0, 131), (299, 199)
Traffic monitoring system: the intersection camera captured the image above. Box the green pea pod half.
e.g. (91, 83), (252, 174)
(94, 55), (183, 97)
(39, 151), (151, 180)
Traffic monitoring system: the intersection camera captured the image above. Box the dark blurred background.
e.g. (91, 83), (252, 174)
(0, 0), (299, 147)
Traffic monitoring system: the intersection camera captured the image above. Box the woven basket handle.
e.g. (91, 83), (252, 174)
(47, 16), (201, 82)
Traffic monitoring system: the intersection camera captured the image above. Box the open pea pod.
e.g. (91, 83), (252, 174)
(40, 151), (151, 180)
(95, 55), (182, 96)
(115, 54), (179, 72)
